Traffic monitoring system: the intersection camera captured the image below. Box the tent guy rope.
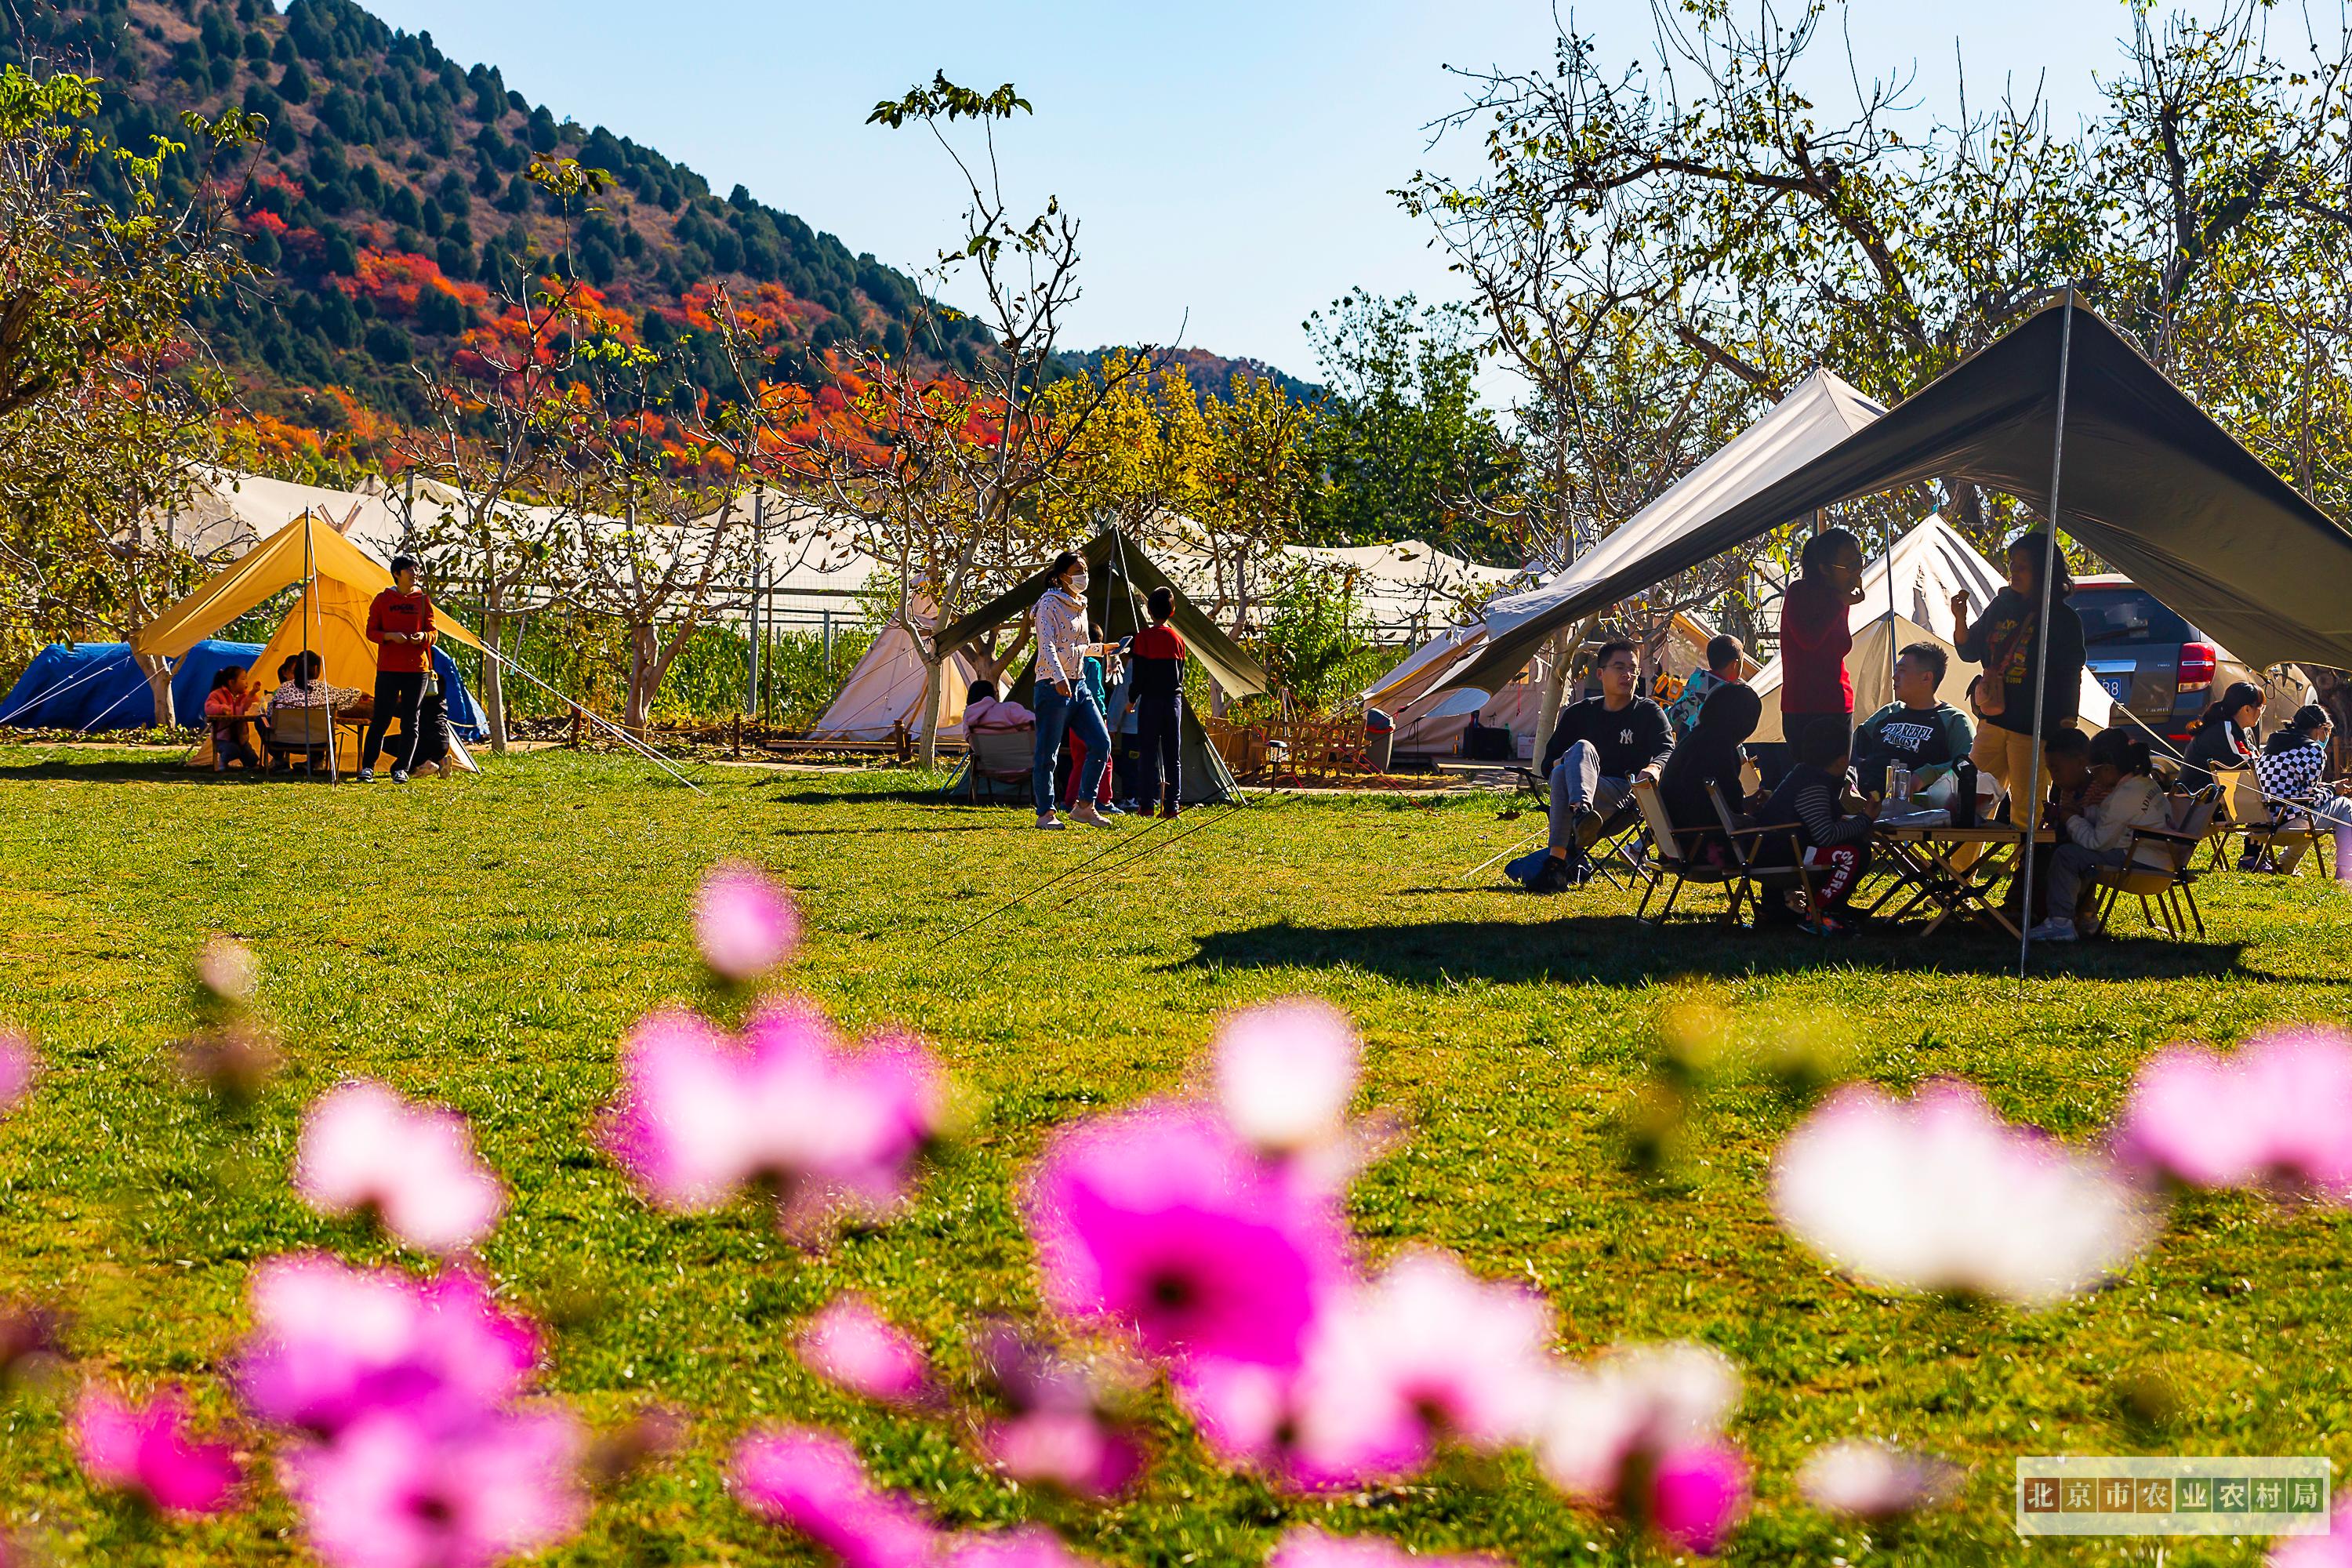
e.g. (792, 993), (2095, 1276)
(477, 644), (705, 793)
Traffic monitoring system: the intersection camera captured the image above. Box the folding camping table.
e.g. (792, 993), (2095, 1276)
(1870, 824), (2056, 939)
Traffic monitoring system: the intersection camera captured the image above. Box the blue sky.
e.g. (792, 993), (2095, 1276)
(361, 1), (2158, 383)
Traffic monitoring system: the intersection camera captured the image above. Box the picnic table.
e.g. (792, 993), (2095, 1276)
(1869, 822), (2057, 938)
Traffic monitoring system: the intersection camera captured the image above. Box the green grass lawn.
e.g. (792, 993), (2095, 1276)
(1, 746), (2347, 1565)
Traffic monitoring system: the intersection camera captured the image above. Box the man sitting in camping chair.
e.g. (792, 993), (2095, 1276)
(262, 652), (365, 778)
(1511, 638), (1676, 894)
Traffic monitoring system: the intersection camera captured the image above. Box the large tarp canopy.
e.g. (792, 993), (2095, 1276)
(1451, 303), (2352, 693)
(931, 528), (1269, 699)
(136, 510), (481, 663)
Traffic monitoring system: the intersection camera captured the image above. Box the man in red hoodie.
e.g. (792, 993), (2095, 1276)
(360, 555), (438, 782)
(1773, 528), (1864, 786)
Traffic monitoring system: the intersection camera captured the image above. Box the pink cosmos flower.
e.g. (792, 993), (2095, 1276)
(604, 1009), (755, 1213)
(1287, 1248), (1555, 1485)
(695, 862), (800, 982)
(940, 1528), (1095, 1566)
(732, 1425), (939, 1568)
(603, 1004), (944, 1236)
(1771, 1080), (2156, 1308)
(74, 1385), (241, 1515)
(0, 1029), (36, 1116)
(972, 1323), (1146, 1497)
(983, 1409), (1145, 1498)
(2115, 1029), (2352, 1201)
(1796, 1439), (1960, 1519)
(1211, 999), (1359, 1153)
(1649, 1441), (1749, 1555)
(1026, 1104), (1348, 1369)
(1170, 1356), (1294, 1469)
(195, 937), (259, 1002)
(280, 1407), (585, 1568)
(1267, 1528), (1504, 1567)
(797, 1296), (931, 1407)
(295, 1080), (507, 1255)
(237, 1256), (536, 1437)
(2272, 1497), (2352, 1566)
(1538, 1341), (1740, 1507)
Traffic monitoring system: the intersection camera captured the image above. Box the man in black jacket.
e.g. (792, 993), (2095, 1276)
(1520, 639), (1676, 893)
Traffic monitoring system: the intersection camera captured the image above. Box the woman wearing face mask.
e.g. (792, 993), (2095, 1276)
(1031, 550), (1121, 831)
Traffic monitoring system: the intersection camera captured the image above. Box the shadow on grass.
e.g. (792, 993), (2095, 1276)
(1181, 915), (2256, 986)
(757, 784), (981, 808)
(0, 757), (282, 786)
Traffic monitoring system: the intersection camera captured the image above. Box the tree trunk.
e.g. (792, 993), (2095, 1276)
(625, 622), (657, 735)
(916, 653), (945, 770)
(1531, 617), (1597, 764)
(1530, 627), (1572, 765)
(481, 606), (509, 753)
(137, 653), (176, 729)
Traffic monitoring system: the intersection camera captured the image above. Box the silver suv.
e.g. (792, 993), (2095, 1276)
(2074, 575), (2303, 747)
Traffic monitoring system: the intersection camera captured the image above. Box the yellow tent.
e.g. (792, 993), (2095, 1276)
(136, 510), (481, 770)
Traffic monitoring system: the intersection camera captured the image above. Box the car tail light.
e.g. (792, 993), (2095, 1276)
(2176, 642), (2218, 692)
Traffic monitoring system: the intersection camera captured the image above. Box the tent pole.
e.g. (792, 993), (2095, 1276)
(2016, 288), (2077, 979)
(304, 511), (335, 784)
(1886, 513), (1899, 696)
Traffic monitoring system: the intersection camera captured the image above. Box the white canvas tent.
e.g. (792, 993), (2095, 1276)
(1467, 369), (1887, 673)
(1748, 515), (2115, 741)
(1285, 540), (1524, 640)
(809, 615), (973, 742)
(1362, 623), (1558, 758)
(140, 469), (466, 562)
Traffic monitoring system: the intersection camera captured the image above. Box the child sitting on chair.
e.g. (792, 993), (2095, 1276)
(204, 666), (264, 774)
(1760, 716), (1875, 938)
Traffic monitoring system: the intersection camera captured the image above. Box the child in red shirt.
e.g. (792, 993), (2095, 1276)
(203, 666), (263, 773)
(1129, 586), (1188, 816)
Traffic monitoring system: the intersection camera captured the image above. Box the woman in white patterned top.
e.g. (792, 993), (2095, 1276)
(2254, 705), (2352, 873)
(1031, 550), (1121, 831)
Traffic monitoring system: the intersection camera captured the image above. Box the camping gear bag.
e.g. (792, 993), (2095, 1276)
(1967, 611), (2036, 720)
(1464, 720), (1513, 762)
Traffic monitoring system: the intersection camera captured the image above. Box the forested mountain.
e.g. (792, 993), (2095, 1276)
(2, 0), (1319, 469)
(1069, 347), (1321, 406)
(2, 0), (999, 458)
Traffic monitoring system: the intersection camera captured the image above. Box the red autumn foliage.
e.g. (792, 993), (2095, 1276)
(335, 248), (492, 318)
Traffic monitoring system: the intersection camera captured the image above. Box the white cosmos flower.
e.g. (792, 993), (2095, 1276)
(1211, 999), (1359, 1153)
(1771, 1080), (2156, 1308)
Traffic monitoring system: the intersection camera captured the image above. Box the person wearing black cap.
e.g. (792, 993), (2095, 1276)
(360, 554), (438, 782)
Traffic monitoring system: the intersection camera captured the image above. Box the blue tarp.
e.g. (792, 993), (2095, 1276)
(0, 640), (487, 738)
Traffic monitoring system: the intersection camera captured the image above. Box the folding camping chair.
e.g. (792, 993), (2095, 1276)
(1709, 783), (1813, 927)
(962, 725), (1036, 804)
(262, 706), (337, 779)
(2090, 786), (2222, 938)
(2222, 767), (2327, 877)
(1628, 779), (1744, 924)
(1585, 798), (1653, 892)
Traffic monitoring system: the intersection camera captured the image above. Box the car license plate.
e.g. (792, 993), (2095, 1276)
(2100, 674), (2129, 701)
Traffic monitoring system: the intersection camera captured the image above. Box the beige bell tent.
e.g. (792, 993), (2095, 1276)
(1748, 515), (2114, 742)
(135, 510), (483, 771)
(808, 619), (975, 743)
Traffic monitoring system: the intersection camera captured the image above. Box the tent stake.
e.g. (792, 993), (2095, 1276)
(2016, 288), (2077, 981)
